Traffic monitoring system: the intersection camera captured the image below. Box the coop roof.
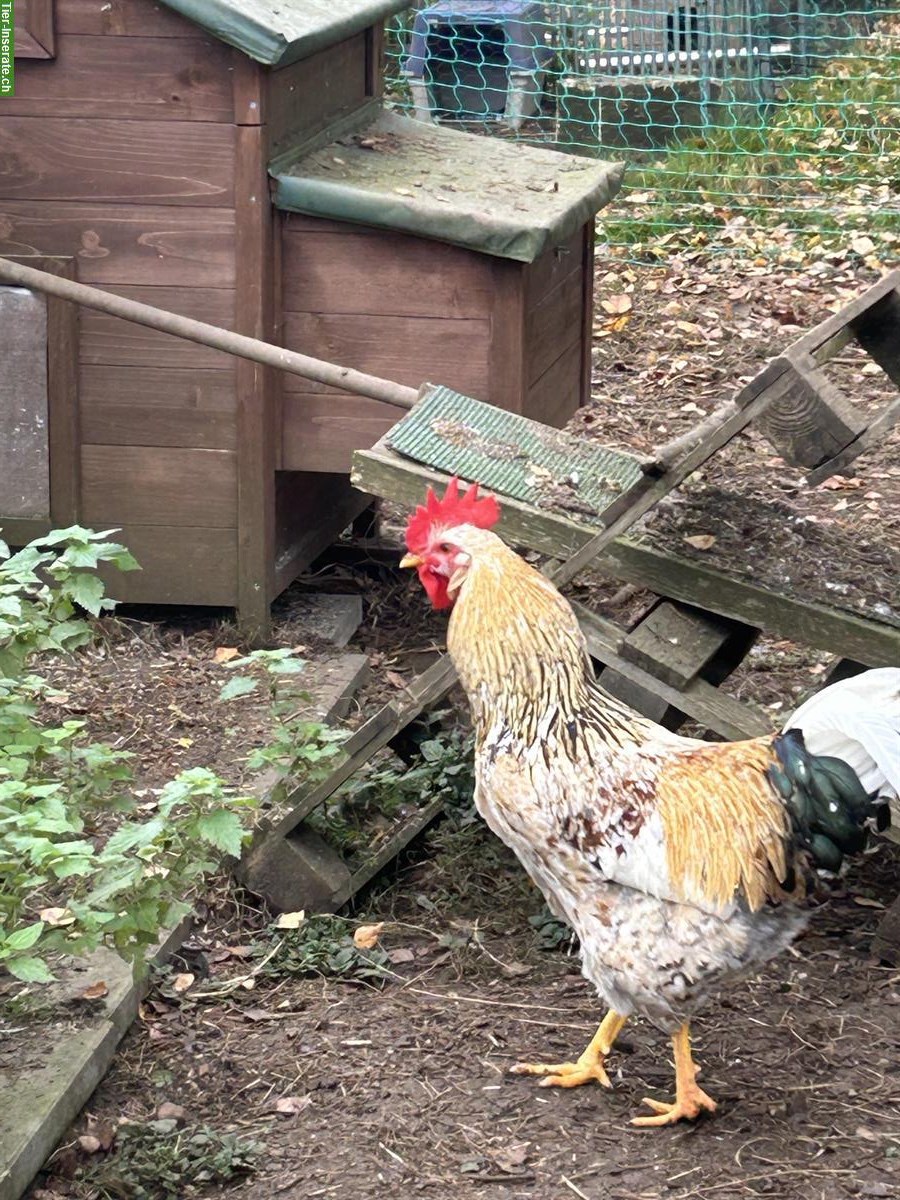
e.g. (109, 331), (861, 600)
(270, 109), (624, 263)
(159, 0), (408, 66)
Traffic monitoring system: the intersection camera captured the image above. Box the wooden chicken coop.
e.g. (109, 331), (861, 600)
(0, 0), (622, 635)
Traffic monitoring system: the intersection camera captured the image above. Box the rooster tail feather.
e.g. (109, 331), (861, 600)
(770, 729), (890, 873)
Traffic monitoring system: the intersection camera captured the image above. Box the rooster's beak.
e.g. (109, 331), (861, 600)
(400, 553), (423, 569)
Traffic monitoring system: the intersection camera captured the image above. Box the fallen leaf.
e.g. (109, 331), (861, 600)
(276, 910), (306, 930)
(226, 944), (254, 958)
(80, 980), (109, 1001)
(242, 1007), (273, 1022)
(851, 235), (875, 256)
(275, 1095), (312, 1116)
(500, 960), (531, 977)
(87, 1120), (116, 1151)
(78, 1135), (103, 1154)
(172, 972), (195, 993)
(600, 293), (633, 315)
(852, 896), (885, 909)
(39, 906), (75, 927)
(387, 947), (416, 964)
(353, 922), (385, 949)
(385, 670), (408, 689)
(213, 647), (240, 664)
(493, 1143), (529, 1172)
(683, 534), (717, 551)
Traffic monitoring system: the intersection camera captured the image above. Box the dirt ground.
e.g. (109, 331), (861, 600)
(18, 245), (900, 1200)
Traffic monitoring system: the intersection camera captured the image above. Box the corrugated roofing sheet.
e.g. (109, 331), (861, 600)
(271, 109), (624, 262)
(161, 0), (407, 65)
(387, 387), (642, 524)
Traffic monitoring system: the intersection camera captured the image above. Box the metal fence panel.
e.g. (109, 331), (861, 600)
(386, 3), (900, 256)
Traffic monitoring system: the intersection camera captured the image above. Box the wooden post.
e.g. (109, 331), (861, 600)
(234, 60), (277, 642)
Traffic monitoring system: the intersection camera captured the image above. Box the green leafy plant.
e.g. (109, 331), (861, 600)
(218, 648), (344, 796)
(261, 914), (391, 984)
(81, 1118), (261, 1200)
(308, 713), (475, 859)
(0, 530), (258, 985)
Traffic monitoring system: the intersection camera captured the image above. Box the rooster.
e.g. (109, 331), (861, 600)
(400, 478), (893, 1126)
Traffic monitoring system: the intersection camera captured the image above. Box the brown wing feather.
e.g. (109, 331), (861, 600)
(656, 739), (804, 911)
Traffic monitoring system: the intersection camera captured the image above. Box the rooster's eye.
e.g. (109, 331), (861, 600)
(438, 542), (451, 553)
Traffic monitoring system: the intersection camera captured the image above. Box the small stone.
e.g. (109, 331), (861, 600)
(156, 1102), (187, 1125)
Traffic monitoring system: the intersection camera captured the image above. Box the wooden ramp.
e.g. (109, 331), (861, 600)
(238, 273), (900, 914)
(245, 366), (896, 915)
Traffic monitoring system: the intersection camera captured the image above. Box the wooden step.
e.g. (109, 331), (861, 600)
(757, 268), (900, 475)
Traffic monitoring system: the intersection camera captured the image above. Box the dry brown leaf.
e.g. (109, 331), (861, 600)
(851, 896), (885, 909)
(353, 922), (385, 949)
(275, 910), (306, 930)
(683, 534), (716, 551)
(600, 293), (633, 315)
(39, 906), (75, 927)
(386, 947), (416, 964)
(213, 646), (240, 664)
(385, 670), (408, 689)
(607, 314), (631, 332)
(225, 944), (254, 958)
(172, 972), (195, 993)
(80, 980), (109, 1001)
(275, 1095), (312, 1116)
(493, 1143), (529, 1172)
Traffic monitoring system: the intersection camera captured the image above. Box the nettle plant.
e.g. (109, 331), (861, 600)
(218, 648), (344, 799)
(0, 529), (256, 984)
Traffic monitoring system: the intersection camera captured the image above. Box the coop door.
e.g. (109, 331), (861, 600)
(13, 0), (56, 59)
(0, 287), (51, 519)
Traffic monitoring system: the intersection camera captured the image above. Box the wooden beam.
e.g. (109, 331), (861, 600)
(574, 602), (770, 740)
(807, 393), (900, 485)
(756, 270), (900, 468)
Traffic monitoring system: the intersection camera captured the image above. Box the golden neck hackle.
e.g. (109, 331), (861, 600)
(447, 531), (589, 741)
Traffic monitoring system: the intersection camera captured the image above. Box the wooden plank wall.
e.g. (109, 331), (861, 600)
(0, 0), (240, 604)
(523, 225), (591, 427)
(280, 214), (495, 473)
(281, 214), (589, 473)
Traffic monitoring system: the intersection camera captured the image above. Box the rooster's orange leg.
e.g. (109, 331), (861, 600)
(632, 1022), (718, 1126)
(510, 1009), (627, 1088)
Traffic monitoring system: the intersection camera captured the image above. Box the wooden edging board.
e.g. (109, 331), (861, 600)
(0, 921), (189, 1200)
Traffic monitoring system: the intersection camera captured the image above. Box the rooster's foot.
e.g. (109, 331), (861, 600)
(631, 1022), (717, 1127)
(509, 1009), (626, 1090)
(510, 1057), (612, 1089)
(631, 1085), (718, 1126)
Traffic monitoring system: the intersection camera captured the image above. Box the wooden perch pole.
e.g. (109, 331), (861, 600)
(0, 256), (420, 410)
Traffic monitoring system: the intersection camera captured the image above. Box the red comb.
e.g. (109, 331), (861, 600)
(405, 477), (500, 553)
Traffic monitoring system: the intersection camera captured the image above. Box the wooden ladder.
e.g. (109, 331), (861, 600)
(756, 268), (900, 483)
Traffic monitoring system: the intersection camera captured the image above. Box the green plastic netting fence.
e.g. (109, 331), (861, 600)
(384, 3), (900, 257)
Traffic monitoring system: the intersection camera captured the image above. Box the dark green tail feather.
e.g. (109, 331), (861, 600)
(770, 728), (890, 875)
